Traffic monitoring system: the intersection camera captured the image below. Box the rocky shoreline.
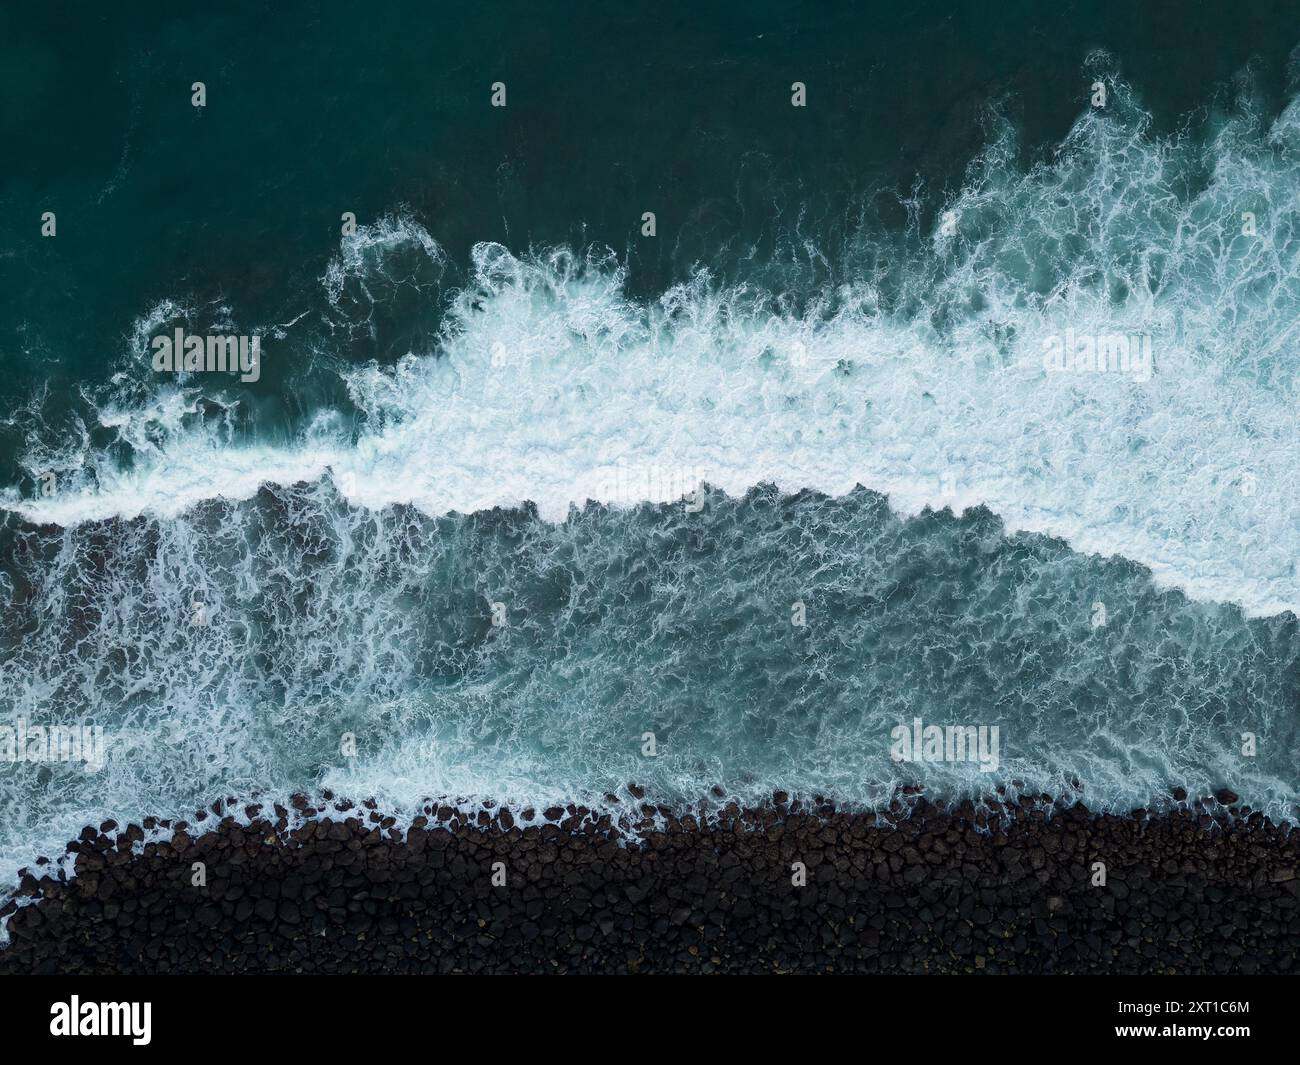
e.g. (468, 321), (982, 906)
(2, 790), (1298, 974)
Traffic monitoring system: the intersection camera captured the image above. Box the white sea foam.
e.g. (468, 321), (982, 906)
(10, 84), (1300, 618)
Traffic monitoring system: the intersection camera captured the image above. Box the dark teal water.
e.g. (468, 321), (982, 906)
(3, 1), (1298, 483)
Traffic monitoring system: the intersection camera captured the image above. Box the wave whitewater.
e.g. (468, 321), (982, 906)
(8, 81), (1300, 617)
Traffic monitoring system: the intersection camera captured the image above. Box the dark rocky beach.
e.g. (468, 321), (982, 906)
(2, 789), (1297, 975)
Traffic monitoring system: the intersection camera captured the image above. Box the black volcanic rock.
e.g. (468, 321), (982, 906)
(1, 795), (1297, 975)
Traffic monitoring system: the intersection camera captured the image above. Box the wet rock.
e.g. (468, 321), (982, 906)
(2, 789), (1296, 975)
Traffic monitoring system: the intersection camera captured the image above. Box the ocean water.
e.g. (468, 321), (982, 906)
(2, 3), (1300, 920)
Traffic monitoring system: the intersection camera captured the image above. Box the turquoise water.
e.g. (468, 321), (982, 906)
(1, 3), (1299, 911)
